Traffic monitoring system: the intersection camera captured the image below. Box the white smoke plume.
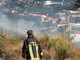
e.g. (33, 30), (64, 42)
(0, 13), (41, 36)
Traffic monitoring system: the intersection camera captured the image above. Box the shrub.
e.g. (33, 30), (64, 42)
(39, 35), (75, 60)
(52, 38), (74, 60)
(0, 30), (78, 60)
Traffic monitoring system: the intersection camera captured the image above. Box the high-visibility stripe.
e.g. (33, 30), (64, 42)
(29, 42), (40, 60)
(29, 58), (40, 60)
(29, 44), (34, 59)
(36, 45), (39, 58)
(41, 52), (43, 55)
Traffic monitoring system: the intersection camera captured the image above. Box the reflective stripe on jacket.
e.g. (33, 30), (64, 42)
(22, 35), (43, 60)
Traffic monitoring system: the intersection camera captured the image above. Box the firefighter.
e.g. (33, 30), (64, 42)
(22, 30), (43, 60)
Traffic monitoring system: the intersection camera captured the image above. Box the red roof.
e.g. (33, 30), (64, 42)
(59, 20), (68, 24)
(52, 19), (69, 24)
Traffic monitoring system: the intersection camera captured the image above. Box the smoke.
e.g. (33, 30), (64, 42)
(0, 0), (78, 36)
(0, 14), (41, 36)
(0, 14), (12, 30)
(17, 19), (39, 35)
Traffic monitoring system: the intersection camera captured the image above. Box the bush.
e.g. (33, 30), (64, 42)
(0, 30), (24, 60)
(0, 30), (78, 60)
(52, 38), (74, 60)
(39, 35), (75, 60)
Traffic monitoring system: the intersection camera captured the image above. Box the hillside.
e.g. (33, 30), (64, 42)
(0, 31), (80, 60)
(0, 0), (80, 60)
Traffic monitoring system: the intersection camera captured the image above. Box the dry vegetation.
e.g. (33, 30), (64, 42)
(0, 31), (80, 60)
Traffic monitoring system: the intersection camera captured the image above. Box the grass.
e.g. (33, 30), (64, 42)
(39, 34), (79, 60)
(0, 30), (80, 60)
(0, 30), (24, 60)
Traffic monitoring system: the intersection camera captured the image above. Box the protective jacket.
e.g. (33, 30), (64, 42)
(22, 35), (43, 60)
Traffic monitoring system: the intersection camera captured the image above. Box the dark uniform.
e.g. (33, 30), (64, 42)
(22, 30), (43, 60)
